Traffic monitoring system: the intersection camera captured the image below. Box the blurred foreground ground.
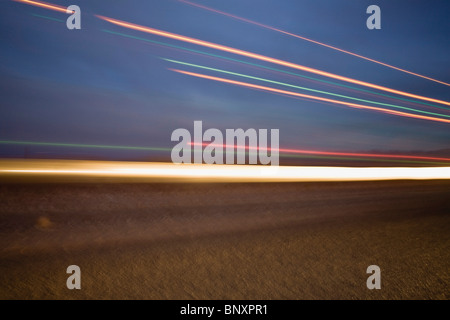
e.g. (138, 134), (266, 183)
(0, 180), (449, 299)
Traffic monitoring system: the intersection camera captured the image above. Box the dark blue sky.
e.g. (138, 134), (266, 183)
(1, 0), (449, 160)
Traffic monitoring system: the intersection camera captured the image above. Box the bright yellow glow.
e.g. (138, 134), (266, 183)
(1, 159), (449, 182)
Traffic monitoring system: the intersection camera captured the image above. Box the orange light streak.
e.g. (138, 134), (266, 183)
(179, 0), (450, 87)
(172, 69), (450, 124)
(13, 0), (71, 13)
(97, 15), (450, 106)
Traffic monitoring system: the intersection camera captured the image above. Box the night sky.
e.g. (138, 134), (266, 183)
(1, 0), (449, 161)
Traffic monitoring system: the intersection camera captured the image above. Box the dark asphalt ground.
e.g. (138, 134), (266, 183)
(0, 180), (449, 299)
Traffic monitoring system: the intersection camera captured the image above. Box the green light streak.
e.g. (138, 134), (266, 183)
(0, 140), (169, 152)
(164, 58), (450, 119)
(1, 141), (448, 166)
(100, 29), (449, 112)
(31, 13), (64, 23)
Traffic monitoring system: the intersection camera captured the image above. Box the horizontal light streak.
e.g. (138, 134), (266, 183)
(2, 140), (450, 166)
(1, 159), (450, 182)
(0, 140), (168, 152)
(188, 142), (450, 162)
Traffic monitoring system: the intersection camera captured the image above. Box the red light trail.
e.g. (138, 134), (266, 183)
(188, 142), (450, 162)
